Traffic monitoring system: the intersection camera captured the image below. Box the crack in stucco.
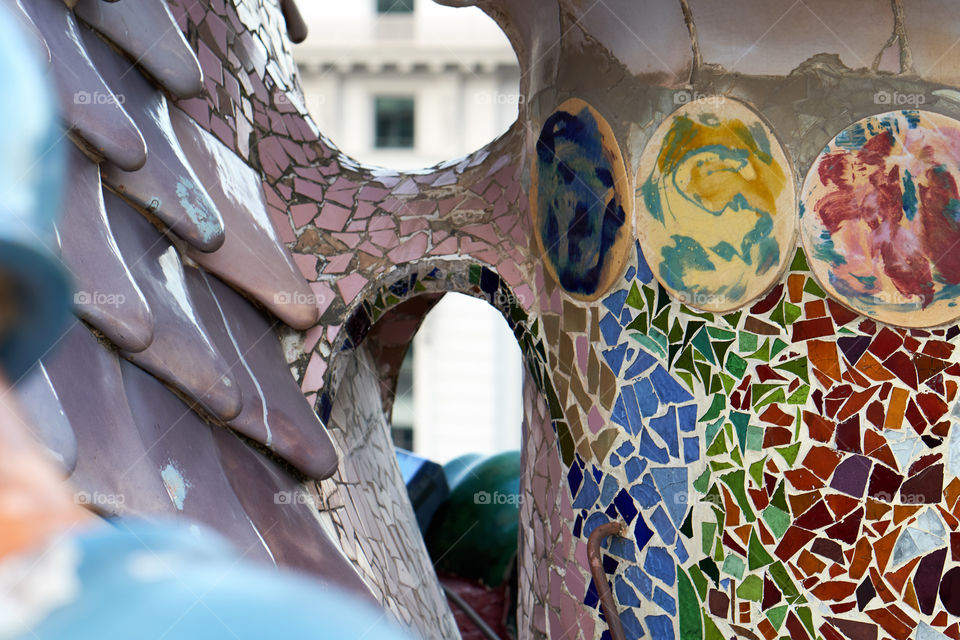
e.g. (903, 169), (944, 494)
(872, 0), (914, 73)
(678, 0), (701, 83)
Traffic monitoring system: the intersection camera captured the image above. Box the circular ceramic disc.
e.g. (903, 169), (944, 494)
(635, 96), (796, 312)
(800, 110), (960, 328)
(530, 97), (633, 301)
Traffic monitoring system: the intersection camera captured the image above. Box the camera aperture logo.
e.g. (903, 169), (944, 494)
(74, 291), (125, 308)
(75, 490), (125, 507)
(74, 90), (125, 106)
(474, 490), (522, 506)
(273, 291), (325, 306)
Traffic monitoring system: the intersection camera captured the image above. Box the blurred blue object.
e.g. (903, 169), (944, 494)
(0, 2), (71, 379)
(19, 520), (415, 639)
(395, 448), (449, 532)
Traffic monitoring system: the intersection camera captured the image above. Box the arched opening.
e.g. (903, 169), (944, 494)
(293, 1), (521, 171)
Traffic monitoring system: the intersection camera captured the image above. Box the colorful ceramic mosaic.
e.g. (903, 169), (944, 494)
(801, 109), (960, 328)
(18, 0), (960, 639)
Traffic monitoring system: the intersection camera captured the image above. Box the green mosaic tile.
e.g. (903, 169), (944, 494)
(762, 505), (790, 538)
(725, 352), (747, 378)
(803, 277), (826, 297)
(704, 613), (724, 640)
(737, 575), (763, 601)
(694, 361), (713, 387)
(769, 300), (786, 327)
(797, 606), (817, 637)
(706, 326), (735, 341)
(770, 482), (788, 513)
(730, 412), (750, 454)
(679, 305), (714, 322)
(624, 312), (647, 334)
(710, 461), (735, 472)
(721, 554), (745, 579)
(713, 537), (724, 562)
(745, 426), (763, 451)
(629, 332), (666, 359)
(722, 310), (742, 328)
(776, 442), (801, 466)
(626, 282), (644, 309)
(766, 604), (788, 630)
(754, 387), (786, 410)
(786, 384), (810, 405)
(679, 570), (703, 640)
(728, 446), (742, 467)
(556, 420), (574, 466)
(413, 280), (427, 292)
(681, 508), (694, 538)
(689, 564), (708, 600)
(693, 469), (710, 493)
(769, 562), (802, 604)
(771, 337), (789, 358)
(706, 430), (728, 456)
(745, 339), (770, 362)
(701, 522), (716, 555)
(468, 264), (482, 284)
(720, 470), (755, 521)
(784, 302), (802, 324)
(738, 331), (758, 353)
(677, 371), (695, 391)
(712, 340), (734, 368)
(669, 319), (684, 343)
(790, 247), (809, 271)
(719, 372), (736, 394)
(652, 309), (670, 334)
(700, 395), (725, 422)
(655, 283), (671, 314)
(747, 531), (774, 570)
(774, 357), (808, 383)
(748, 458), (766, 486)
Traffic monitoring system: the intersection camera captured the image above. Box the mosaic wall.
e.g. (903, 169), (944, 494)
(21, 0), (960, 639)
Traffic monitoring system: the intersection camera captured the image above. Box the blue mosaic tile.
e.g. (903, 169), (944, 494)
(677, 404), (697, 432)
(623, 348), (657, 379)
(583, 512), (610, 538)
(614, 488), (638, 524)
(619, 306), (633, 326)
(609, 535), (636, 561)
(603, 343), (628, 375)
(650, 505), (676, 545)
(638, 428), (669, 464)
(603, 554), (619, 574)
(591, 465), (603, 483)
(567, 463), (584, 496)
(620, 608), (645, 640)
(635, 513), (654, 551)
(600, 475), (619, 504)
(620, 385), (643, 435)
(634, 378), (660, 417)
(573, 513), (583, 538)
(605, 502), (619, 519)
(653, 587), (676, 616)
(624, 564), (653, 599)
(624, 456), (646, 482)
(646, 616), (674, 640)
(625, 348), (635, 361)
(614, 576), (642, 607)
(616, 441), (635, 457)
(585, 578), (600, 608)
(683, 436), (699, 463)
(650, 467), (688, 527)
(649, 407), (679, 458)
(629, 474), (660, 508)
(609, 453), (621, 466)
(674, 536), (689, 563)
(635, 241), (653, 283)
(644, 546), (676, 586)
(624, 265), (636, 282)
(599, 312), (622, 346)
(650, 365), (693, 402)
(603, 289), (628, 317)
(573, 471), (600, 508)
(611, 395), (629, 431)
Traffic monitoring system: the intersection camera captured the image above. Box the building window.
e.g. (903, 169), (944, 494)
(377, 0), (413, 14)
(374, 96), (415, 149)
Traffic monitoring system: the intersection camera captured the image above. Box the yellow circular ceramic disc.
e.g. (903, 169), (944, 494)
(635, 96), (796, 312)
